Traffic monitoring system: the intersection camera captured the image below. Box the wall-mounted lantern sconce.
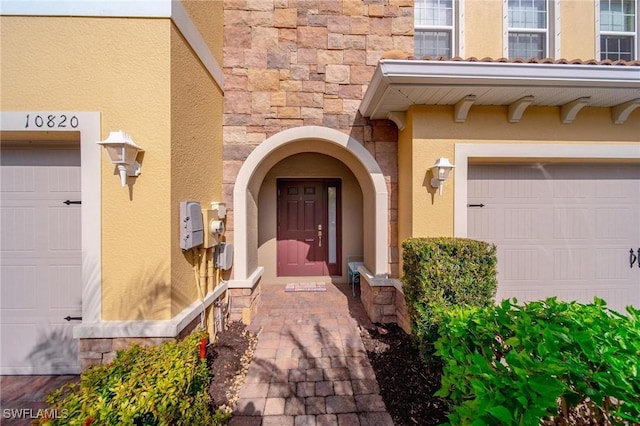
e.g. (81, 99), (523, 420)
(97, 131), (144, 187)
(430, 157), (455, 195)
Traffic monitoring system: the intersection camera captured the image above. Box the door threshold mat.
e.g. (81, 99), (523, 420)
(285, 283), (327, 292)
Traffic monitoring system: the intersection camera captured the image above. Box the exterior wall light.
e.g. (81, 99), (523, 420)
(97, 131), (144, 187)
(430, 157), (455, 195)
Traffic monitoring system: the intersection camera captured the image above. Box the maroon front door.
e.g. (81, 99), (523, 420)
(277, 179), (340, 276)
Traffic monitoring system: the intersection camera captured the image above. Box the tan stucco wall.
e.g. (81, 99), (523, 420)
(560, 0), (597, 59)
(464, 0), (504, 59)
(403, 105), (640, 240)
(397, 113), (414, 248)
(180, 0), (224, 66)
(1, 16), (173, 320)
(257, 152), (364, 282)
(1, 15), (224, 321)
(463, 0), (599, 60)
(170, 26), (224, 316)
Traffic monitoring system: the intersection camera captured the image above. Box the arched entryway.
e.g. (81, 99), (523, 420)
(229, 126), (389, 288)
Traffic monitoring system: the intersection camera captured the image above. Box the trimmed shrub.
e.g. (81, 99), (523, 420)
(42, 330), (213, 425)
(435, 298), (640, 425)
(402, 237), (497, 358)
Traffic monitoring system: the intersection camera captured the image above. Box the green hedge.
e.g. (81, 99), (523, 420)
(402, 237), (498, 358)
(435, 298), (640, 425)
(43, 331), (215, 426)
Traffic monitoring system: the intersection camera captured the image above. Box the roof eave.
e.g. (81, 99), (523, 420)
(359, 59), (640, 119)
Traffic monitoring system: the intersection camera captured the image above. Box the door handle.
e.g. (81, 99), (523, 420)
(64, 316), (82, 321)
(631, 248), (640, 269)
(318, 224), (322, 247)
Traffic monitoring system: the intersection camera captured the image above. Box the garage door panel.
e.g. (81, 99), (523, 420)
(0, 266), (37, 309)
(596, 248), (632, 280)
(504, 208), (540, 239)
(552, 248), (592, 280)
(553, 208), (594, 239)
(48, 206), (81, 251)
(49, 265), (82, 310)
(1, 146), (81, 374)
(501, 248), (540, 280)
(48, 167), (81, 192)
(596, 208), (634, 239)
(1, 207), (37, 252)
(469, 163), (640, 314)
(467, 208), (498, 239)
(1, 168), (36, 192)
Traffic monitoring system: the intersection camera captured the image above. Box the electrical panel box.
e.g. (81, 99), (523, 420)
(180, 201), (203, 251)
(215, 243), (233, 270)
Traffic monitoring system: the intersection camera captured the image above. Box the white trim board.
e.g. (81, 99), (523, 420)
(1, 111), (102, 325)
(0, 0), (224, 91)
(454, 143), (640, 237)
(73, 283), (227, 338)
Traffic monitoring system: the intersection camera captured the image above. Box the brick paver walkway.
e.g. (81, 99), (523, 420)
(230, 282), (393, 426)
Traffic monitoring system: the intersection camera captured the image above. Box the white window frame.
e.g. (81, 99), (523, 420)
(504, 0), (558, 59)
(596, 0), (638, 60)
(415, 0), (465, 58)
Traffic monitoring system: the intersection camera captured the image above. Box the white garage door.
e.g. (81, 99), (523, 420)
(468, 163), (640, 313)
(1, 145), (82, 374)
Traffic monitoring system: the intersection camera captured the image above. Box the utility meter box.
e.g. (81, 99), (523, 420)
(202, 209), (225, 248)
(180, 201), (203, 251)
(215, 243), (233, 270)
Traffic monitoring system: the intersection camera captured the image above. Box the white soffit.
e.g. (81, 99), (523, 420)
(360, 60), (640, 119)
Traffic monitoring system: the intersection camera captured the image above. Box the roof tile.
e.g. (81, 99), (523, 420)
(379, 51), (640, 66)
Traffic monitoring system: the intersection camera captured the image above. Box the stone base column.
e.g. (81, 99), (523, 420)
(360, 275), (396, 324)
(229, 281), (262, 324)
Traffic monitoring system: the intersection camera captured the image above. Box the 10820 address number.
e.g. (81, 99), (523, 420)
(24, 114), (79, 129)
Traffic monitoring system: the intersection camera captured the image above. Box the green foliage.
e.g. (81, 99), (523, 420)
(435, 298), (640, 425)
(402, 237), (498, 358)
(43, 331), (215, 426)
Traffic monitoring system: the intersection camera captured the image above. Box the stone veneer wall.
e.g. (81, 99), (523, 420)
(360, 276), (411, 333)
(78, 316), (201, 371)
(222, 0), (414, 292)
(229, 283), (262, 323)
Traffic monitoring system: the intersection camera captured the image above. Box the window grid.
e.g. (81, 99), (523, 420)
(599, 0), (637, 60)
(508, 0), (549, 59)
(414, 0), (455, 58)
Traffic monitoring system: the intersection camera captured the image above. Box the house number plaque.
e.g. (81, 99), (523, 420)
(24, 113), (79, 129)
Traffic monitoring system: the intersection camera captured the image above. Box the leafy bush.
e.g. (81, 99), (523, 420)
(402, 237), (497, 358)
(43, 330), (214, 425)
(435, 298), (640, 425)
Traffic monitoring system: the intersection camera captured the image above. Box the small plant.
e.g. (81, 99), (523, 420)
(435, 298), (640, 425)
(402, 237), (497, 358)
(42, 330), (214, 425)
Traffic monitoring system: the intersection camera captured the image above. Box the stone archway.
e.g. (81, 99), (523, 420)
(229, 126), (389, 289)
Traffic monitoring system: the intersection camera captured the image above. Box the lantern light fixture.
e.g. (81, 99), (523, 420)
(97, 131), (144, 187)
(430, 157), (455, 195)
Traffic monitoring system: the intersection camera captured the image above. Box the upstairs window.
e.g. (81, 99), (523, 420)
(508, 0), (548, 59)
(600, 0), (637, 60)
(415, 0), (455, 58)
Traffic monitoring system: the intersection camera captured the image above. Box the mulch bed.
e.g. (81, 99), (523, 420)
(206, 321), (257, 413)
(360, 323), (450, 426)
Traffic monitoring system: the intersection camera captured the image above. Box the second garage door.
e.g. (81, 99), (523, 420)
(468, 163), (640, 313)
